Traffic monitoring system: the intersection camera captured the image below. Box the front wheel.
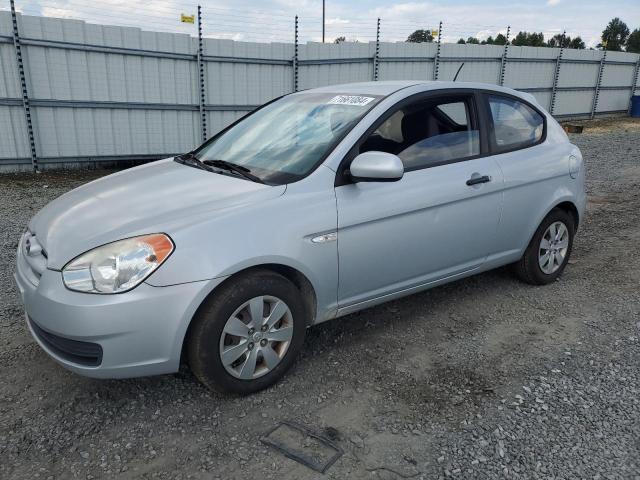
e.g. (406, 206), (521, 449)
(514, 208), (575, 285)
(187, 271), (307, 394)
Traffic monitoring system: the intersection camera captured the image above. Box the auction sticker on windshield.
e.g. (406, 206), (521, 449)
(327, 95), (375, 106)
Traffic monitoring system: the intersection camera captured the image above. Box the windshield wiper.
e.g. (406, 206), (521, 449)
(203, 159), (264, 184)
(175, 152), (202, 163)
(174, 152), (216, 173)
(175, 153), (264, 184)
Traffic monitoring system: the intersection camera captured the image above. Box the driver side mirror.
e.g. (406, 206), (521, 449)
(348, 151), (404, 183)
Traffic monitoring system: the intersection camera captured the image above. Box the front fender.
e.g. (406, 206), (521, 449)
(215, 254), (335, 322)
(146, 168), (339, 324)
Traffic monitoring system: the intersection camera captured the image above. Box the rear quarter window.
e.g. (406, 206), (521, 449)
(488, 95), (544, 152)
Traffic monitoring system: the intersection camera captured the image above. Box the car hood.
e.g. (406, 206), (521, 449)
(29, 159), (285, 269)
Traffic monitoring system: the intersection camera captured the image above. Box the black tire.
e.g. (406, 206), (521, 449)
(187, 270), (307, 394)
(514, 208), (575, 285)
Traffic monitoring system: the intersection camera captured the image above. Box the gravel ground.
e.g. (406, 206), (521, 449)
(1, 117), (639, 479)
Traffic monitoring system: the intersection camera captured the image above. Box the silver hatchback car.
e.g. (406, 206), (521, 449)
(15, 81), (585, 393)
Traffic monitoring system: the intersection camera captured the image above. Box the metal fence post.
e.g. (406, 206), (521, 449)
(293, 15), (299, 92)
(10, 0), (38, 172)
(433, 21), (442, 81)
(591, 49), (607, 119)
(196, 5), (207, 142)
(549, 30), (566, 115)
(628, 57), (640, 115)
(499, 25), (511, 86)
(373, 17), (380, 81)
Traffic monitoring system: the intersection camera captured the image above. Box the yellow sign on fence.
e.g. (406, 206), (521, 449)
(431, 29), (439, 38)
(181, 14), (195, 24)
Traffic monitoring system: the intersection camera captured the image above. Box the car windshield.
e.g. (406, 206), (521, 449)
(193, 92), (382, 185)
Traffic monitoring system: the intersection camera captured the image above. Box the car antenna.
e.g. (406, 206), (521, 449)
(453, 62), (465, 81)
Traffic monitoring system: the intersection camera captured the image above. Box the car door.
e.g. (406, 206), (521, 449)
(335, 91), (504, 310)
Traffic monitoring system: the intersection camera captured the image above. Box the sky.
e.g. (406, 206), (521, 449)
(6, 0), (640, 47)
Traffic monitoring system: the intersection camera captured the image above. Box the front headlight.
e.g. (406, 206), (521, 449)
(62, 234), (174, 294)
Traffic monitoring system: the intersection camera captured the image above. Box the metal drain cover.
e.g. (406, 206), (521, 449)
(260, 421), (343, 473)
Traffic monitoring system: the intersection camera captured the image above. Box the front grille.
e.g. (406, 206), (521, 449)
(29, 317), (103, 367)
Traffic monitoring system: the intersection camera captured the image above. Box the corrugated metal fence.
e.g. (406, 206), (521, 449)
(1, 11), (639, 171)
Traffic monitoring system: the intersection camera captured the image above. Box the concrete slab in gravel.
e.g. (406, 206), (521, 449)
(261, 422), (343, 473)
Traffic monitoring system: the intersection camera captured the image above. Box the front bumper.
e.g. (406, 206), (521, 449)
(15, 244), (225, 379)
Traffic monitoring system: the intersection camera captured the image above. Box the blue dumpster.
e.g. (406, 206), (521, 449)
(632, 95), (640, 118)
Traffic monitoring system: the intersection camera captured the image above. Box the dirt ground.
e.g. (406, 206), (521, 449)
(1, 118), (639, 479)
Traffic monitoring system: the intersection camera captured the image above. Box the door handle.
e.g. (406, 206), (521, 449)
(466, 175), (491, 186)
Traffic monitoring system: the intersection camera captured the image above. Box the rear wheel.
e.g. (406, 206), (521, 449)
(514, 208), (575, 285)
(187, 271), (307, 394)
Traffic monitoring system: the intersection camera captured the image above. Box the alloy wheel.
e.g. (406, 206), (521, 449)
(219, 296), (294, 380)
(538, 221), (569, 274)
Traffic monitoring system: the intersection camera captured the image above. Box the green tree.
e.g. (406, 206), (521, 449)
(457, 38), (466, 44)
(512, 31), (545, 47)
(333, 36), (346, 44)
(546, 34), (585, 49)
(483, 36), (495, 45)
(547, 33), (569, 48)
(627, 28), (640, 53)
(601, 17), (629, 51)
(466, 36), (480, 44)
(568, 37), (586, 49)
(494, 33), (508, 45)
(406, 29), (433, 43)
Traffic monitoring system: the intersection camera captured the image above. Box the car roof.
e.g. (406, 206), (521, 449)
(304, 81), (423, 96)
(301, 81), (538, 105)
